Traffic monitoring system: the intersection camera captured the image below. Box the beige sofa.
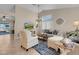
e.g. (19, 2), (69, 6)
(48, 36), (63, 51)
(67, 43), (79, 55)
(48, 36), (79, 55)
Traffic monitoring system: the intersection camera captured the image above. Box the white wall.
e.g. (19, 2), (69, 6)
(15, 5), (37, 38)
(40, 7), (79, 32)
(0, 11), (14, 17)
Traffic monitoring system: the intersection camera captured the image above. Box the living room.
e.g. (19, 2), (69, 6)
(0, 4), (79, 55)
(14, 4), (79, 55)
(1, 0), (79, 59)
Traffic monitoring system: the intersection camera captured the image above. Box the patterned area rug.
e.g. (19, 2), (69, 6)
(33, 40), (60, 55)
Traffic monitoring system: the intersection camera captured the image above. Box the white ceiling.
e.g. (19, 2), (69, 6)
(19, 4), (79, 13)
(0, 4), (79, 13)
(0, 4), (15, 12)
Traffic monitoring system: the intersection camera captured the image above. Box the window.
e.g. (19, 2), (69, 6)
(0, 23), (10, 32)
(42, 15), (53, 30)
(0, 24), (5, 30)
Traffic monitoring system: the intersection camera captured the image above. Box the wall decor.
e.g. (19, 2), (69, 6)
(56, 18), (64, 25)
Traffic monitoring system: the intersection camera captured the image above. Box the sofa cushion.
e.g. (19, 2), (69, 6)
(61, 38), (75, 48)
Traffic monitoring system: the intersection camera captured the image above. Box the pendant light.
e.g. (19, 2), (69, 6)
(35, 4), (42, 28)
(37, 4), (41, 22)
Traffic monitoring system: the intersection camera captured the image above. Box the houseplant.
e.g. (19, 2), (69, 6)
(24, 23), (34, 30)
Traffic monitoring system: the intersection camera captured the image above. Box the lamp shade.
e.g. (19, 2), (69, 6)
(73, 21), (79, 26)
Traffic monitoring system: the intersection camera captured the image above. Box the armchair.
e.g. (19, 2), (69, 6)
(19, 30), (38, 51)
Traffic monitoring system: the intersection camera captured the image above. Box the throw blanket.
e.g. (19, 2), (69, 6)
(61, 38), (75, 49)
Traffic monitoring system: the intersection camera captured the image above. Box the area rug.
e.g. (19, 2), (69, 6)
(33, 40), (60, 55)
(0, 32), (9, 35)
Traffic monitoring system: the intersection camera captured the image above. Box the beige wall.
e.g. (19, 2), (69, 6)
(15, 5), (37, 37)
(40, 7), (79, 32)
(0, 11), (14, 16)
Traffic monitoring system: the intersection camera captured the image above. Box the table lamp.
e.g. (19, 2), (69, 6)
(73, 20), (79, 31)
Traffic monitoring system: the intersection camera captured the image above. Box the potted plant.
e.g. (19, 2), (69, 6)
(24, 23), (34, 30)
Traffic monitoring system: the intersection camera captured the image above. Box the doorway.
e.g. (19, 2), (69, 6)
(0, 16), (15, 52)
